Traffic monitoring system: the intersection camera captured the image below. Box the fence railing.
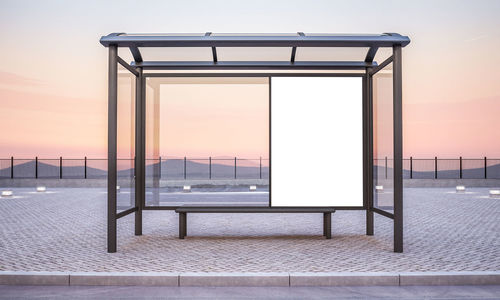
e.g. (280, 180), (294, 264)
(0, 156), (270, 180)
(1, 156), (499, 180)
(374, 157), (500, 179)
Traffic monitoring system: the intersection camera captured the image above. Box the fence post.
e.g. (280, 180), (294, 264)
(84, 156), (87, 179)
(11, 156), (14, 179)
(259, 156), (262, 179)
(459, 156), (462, 179)
(385, 156), (388, 179)
(234, 157), (237, 179)
(209, 157), (211, 179)
(484, 156), (487, 179)
(35, 156), (38, 179)
(159, 156), (162, 179)
(434, 156), (438, 179)
(184, 157), (186, 180)
(410, 156), (413, 179)
(60, 156), (63, 179)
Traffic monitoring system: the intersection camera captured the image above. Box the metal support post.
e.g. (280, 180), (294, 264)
(135, 67), (143, 236)
(107, 45), (118, 253)
(393, 45), (403, 253)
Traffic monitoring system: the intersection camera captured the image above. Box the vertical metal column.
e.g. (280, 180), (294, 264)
(141, 75), (146, 210)
(152, 83), (161, 206)
(367, 71), (375, 235)
(363, 73), (373, 236)
(35, 157), (38, 179)
(59, 156), (63, 179)
(107, 45), (118, 253)
(84, 156), (87, 179)
(134, 67), (143, 236)
(434, 156), (438, 179)
(410, 156), (413, 179)
(393, 45), (403, 253)
(459, 156), (463, 179)
(484, 157), (487, 179)
(209, 157), (212, 179)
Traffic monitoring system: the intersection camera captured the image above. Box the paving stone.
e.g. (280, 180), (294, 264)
(0, 187), (499, 273)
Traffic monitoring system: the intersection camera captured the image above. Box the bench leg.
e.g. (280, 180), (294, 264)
(323, 212), (331, 239)
(179, 212), (186, 239)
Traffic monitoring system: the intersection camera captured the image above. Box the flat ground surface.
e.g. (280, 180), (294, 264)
(0, 187), (499, 272)
(1, 285), (500, 300)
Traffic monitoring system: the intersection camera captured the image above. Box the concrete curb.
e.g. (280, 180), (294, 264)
(179, 272), (289, 287)
(0, 271), (499, 286)
(290, 272), (399, 286)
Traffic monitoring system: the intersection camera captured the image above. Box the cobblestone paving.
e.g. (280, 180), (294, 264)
(0, 188), (499, 272)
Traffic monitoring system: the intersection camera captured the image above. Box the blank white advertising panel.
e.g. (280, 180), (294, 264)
(271, 77), (363, 207)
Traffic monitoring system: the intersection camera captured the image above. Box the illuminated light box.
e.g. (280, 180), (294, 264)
(271, 77), (363, 207)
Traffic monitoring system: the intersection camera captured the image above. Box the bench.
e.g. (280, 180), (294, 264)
(174, 207), (336, 239)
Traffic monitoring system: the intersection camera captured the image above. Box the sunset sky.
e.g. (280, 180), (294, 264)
(0, 0), (499, 159)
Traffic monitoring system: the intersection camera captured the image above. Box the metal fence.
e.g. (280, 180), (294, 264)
(0, 156), (270, 180)
(1, 156), (499, 180)
(374, 157), (500, 179)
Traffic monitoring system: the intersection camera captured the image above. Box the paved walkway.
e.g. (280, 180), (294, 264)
(0, 188), (499, 273)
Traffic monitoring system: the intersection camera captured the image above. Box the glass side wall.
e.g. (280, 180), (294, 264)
(373, 62), (394, 211)
(116, 65), (135, 213)
(144, 77), (269, 207)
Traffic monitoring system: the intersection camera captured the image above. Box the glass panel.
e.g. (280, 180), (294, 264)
(138, 47), (213, 61)
(373, 62), (393, 210)
(217, 47), (290, 61)
(295, 47), (370, 61)
(116, 64), (135, 213)
(145, 77), (269, 207)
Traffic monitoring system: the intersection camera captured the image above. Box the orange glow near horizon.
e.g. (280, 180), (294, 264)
(0, 1), (499, 159)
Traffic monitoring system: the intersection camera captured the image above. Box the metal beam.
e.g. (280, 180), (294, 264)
(290, 32), (304, 62)
(369, 55), (393, 75)
(393, 45), (403, 253)
(371, 207), (394, 219)
(132, 61), (377, 70)
(107, 45), (118, 253)
(143, 73), (365, 77)
(205, 32), (218, 62)
(116, 206), (138, 219)
(129, 46), (143, 63)
(117, 56), (139, 76)
(365, 46), (378, 63)
(100, 34), (411, 48)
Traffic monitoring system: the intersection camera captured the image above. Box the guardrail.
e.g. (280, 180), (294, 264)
(1, 156), (499, 180)
(0, 156), (270, 180)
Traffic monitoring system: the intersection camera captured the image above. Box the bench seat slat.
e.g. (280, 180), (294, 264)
(175, 207), (336, 213)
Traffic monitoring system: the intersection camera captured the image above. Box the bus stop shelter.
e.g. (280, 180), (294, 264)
(100, 32), (410, 253)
